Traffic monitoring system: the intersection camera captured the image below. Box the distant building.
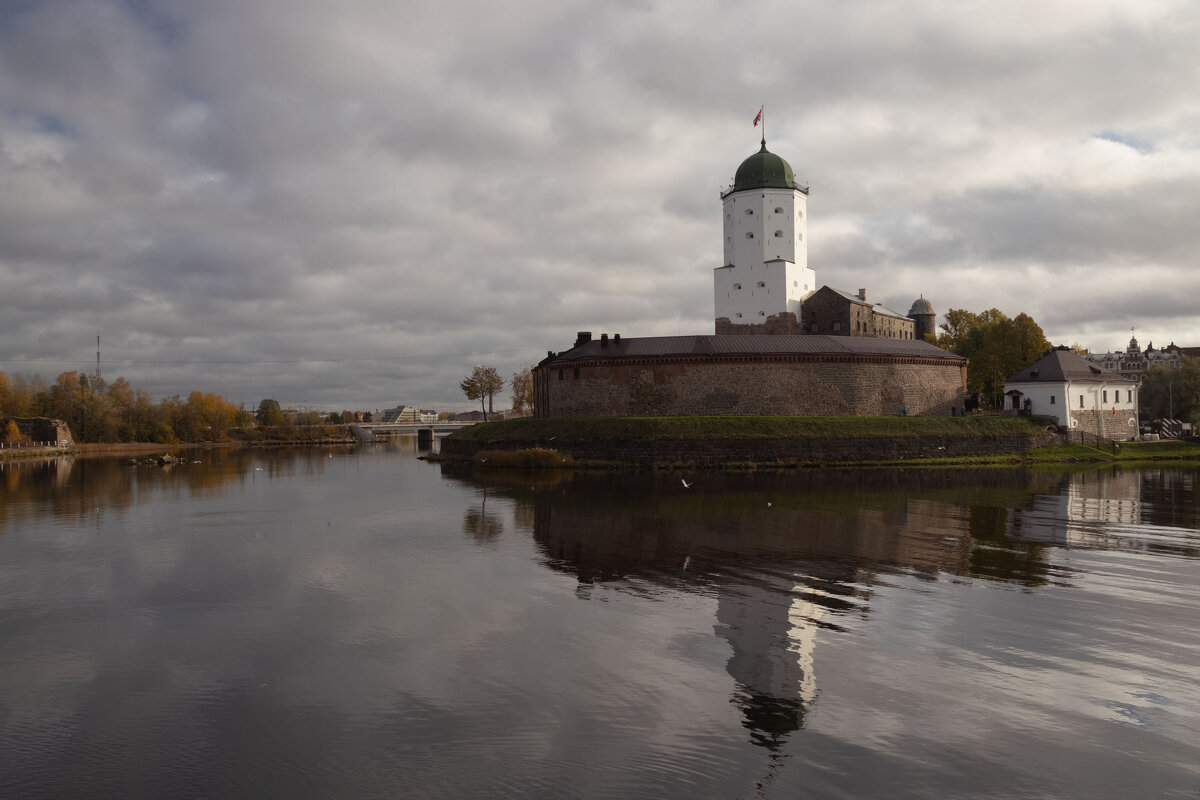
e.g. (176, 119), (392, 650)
(1083, 333), (1183, 383)
(1003, 347), (1138, 439)
(379, 405), (419, 423)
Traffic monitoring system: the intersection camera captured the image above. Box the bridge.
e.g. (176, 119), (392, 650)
(355, 421), (477, 434)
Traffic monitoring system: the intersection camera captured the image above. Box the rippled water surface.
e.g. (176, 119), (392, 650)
(2, 443), (1199, 798)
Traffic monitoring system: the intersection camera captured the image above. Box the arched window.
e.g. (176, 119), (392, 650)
(774, 230), (783, 238)
(745, 232), (754, 239)
(773, 206), (784, 214)
(744, 208), (753, 215)
(732, 283), (741, 290)
(756, 281), (765, 288)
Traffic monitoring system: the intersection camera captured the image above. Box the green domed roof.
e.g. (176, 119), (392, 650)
(732, 140), (796, 192)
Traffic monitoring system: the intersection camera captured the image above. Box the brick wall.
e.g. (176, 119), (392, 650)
(715, 311), (800, 335)
(535, 357), (966, 418)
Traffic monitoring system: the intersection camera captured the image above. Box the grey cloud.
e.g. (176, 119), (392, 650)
(2, 0), (1199, 409)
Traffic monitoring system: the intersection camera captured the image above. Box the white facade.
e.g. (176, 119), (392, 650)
(1004, 378), (1138, 430)
(715, 187), (814, 325)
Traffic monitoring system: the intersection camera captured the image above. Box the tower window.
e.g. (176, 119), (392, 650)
(745, 232), (754, 239)
(797, 211), (803, 219)
(774, 206), (784, 214)
(735, 313), (743, 318)
(797, 233), (803, 241)
(774, 230), (783, 238)
(756, 281), (765, 288)
(744, 209), (753, 215)
(832, 321), (841, 331)
(732, 283), (741, 290)
(793, 281), (797, 287)
(1050, 395), (1056, 404)
(758, 311), (766, 317)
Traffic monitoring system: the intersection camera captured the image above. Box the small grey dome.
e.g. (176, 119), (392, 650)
(909, 296), (934, 316)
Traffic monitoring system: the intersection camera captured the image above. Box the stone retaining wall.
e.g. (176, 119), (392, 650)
(442, 432), (1059, 467)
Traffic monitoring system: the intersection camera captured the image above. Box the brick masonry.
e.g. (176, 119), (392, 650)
(535, 357), (966, 418)
(715, 312), (800, 335)
(1069, 408), (1140, 440)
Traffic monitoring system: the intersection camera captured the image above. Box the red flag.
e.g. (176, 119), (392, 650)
(753, 107), (763, 127)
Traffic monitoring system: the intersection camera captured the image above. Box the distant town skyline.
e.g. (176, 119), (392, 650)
(2, 1), (1198, 409)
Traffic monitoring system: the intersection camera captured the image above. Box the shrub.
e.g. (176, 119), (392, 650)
(475, 448), (572, 468)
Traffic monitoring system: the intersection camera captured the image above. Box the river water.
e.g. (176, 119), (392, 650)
(2, 441), (1199, 799)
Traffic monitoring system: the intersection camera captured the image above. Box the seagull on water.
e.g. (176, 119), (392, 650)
(681, 478), (692, 489)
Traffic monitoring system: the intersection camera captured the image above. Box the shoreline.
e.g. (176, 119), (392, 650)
(438, 416), (1200, 470)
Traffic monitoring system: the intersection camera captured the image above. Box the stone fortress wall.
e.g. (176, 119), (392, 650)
(535, 354), (966, 418)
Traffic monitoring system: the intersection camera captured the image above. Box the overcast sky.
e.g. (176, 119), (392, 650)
(2, 0), (1198, 411)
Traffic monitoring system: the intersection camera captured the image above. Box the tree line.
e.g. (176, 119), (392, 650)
(936, 308), (1051, 407)
(0, 369), (314, 444)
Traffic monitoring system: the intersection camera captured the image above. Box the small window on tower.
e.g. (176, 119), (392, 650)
(758, 311), (766, 317)
(744, 209), (753, 215)
(735, 313), (743, 318)
(797, 210), (803, 219)
(797, 233), (803, 241)
(793, 281), (798, 287)
(774, 230), (783, 238)
(745, 232), (754, 239)
(832, 321), (841, 331)
(732, 283), (741, 290)
(774, 206), (784, 214)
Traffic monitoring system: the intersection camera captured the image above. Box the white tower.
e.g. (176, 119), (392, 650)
(714, 138), (813, 333)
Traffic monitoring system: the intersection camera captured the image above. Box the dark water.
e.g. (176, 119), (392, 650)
(2, 442), (1199, 799)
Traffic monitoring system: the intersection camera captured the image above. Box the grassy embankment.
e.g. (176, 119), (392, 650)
(446, 415), (1200, 468)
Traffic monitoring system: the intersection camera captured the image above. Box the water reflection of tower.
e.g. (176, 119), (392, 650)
(714, 573), (825, 750)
